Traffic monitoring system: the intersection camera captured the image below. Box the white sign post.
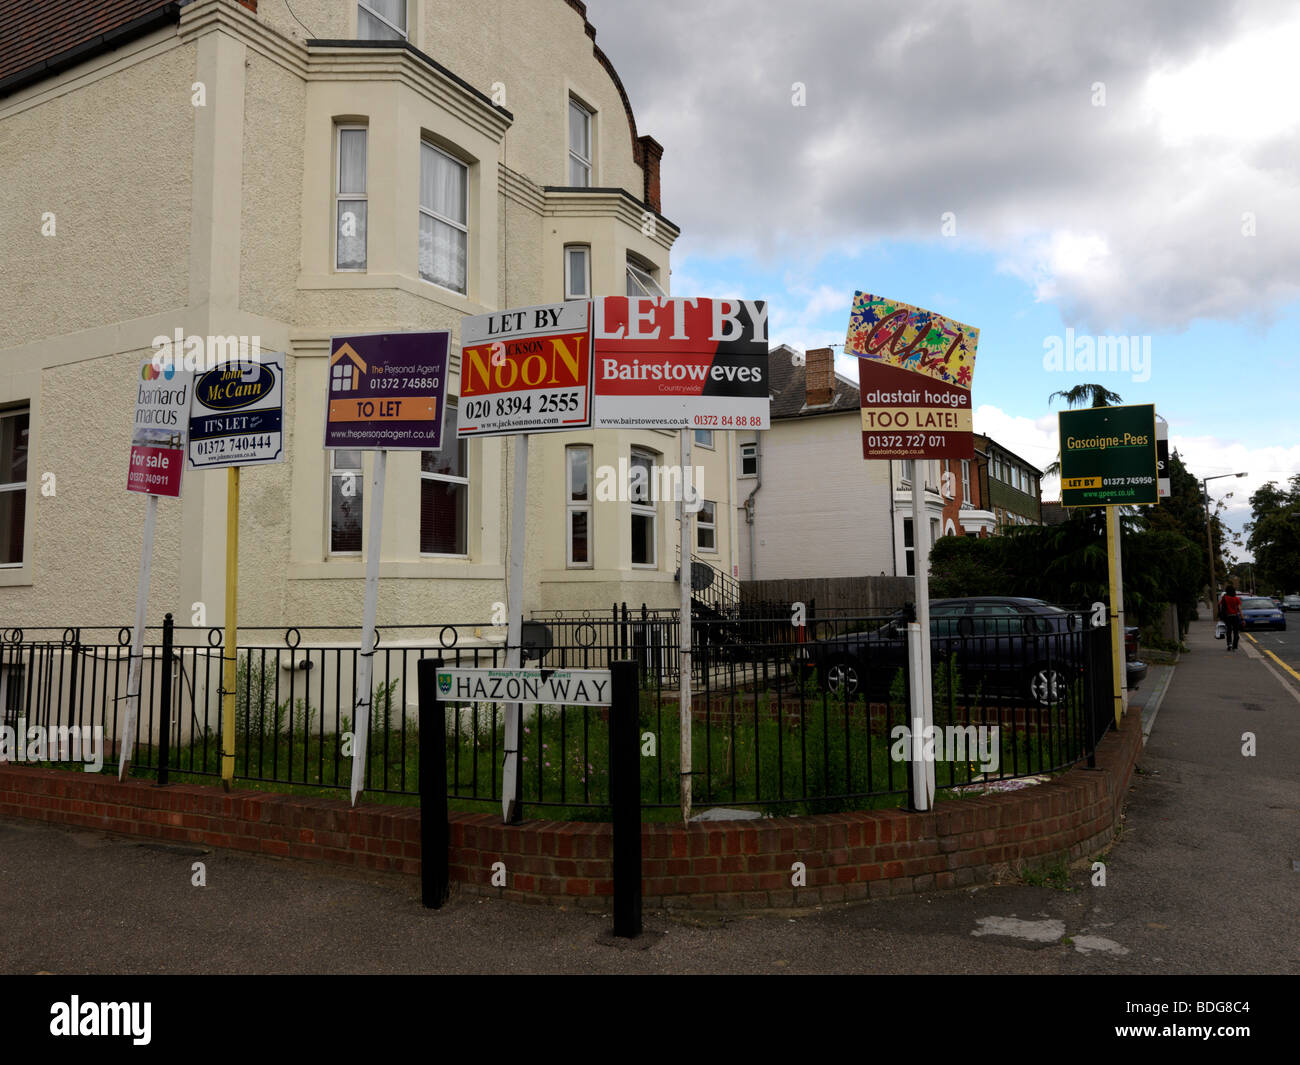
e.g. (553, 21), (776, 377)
(323, 332), (451, 805)
(501, 434), (529, 822)
(119, 359), (193, 780)
(350, 450), (386, 804)
(679, 429), (693, 824)
(119, 494), (158, 781)
(909, 476), (936, 810)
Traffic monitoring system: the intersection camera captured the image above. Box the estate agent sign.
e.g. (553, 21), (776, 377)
(844, 291), (978, 460)
(1059, 404), (1159, 507)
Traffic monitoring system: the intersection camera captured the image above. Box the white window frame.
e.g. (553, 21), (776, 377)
(328, 450), (363, 557)
(694, 429), (714, 449)
(630, 447), (658, 569)
(358, 0), (407, 40)
(0, 407), (28, 569)
(961, 459), (971, 502)
(564, 244), (591, 301)
(697, 499), (717, 554)
(420, 409), (470, 558)
(739, 442), (757, 478)
(335, 125), (367, 272)
(566, 444), (592, 569)
(568, 97), (592, 187)
(418, 140), (469, 296)
(626, 257), (667, 298)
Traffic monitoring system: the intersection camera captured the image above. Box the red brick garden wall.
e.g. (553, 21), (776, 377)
(0, 712), (1141, 911)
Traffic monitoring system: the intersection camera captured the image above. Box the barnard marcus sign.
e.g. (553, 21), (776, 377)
(1059, 404), (1159, 507)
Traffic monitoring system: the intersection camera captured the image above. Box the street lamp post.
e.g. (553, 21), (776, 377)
(1202, 472), (1247, 605)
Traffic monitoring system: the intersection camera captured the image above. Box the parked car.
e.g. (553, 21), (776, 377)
(1282, 594), (1300, 612)
(1239, 596), (1286, 630)
(801, 597), (1144, 706)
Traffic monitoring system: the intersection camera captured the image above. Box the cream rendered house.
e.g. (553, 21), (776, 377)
(0, 0), (745, 634)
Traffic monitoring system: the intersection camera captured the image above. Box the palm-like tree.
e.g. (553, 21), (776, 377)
(1042, 383), (1125, 477)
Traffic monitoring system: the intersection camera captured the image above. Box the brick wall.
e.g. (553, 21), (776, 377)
(0, 712), (1141, 910)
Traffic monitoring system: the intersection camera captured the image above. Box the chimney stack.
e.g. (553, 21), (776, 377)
(805, 348), (834, 406)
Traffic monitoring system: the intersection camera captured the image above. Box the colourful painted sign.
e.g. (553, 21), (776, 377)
(325, 332), (450, 450)
(846, 292), (978, 460)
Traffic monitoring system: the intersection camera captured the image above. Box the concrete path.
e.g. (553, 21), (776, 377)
(1, 617), (1294, 974)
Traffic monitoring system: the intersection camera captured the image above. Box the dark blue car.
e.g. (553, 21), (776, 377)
(1239, 596), (1286, 630)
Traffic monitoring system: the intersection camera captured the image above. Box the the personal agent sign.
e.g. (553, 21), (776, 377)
(325, 332), (450, 450)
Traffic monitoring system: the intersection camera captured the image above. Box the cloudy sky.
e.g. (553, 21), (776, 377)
(583, 0), (1300, 556)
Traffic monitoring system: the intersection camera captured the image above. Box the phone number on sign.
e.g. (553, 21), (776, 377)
(693, 414), (764, 427)
(462, 392), (582, 419)
(865, 434), (950, 448)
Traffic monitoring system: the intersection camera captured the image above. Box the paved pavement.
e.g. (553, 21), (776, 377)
(1, 616), (1295, 975)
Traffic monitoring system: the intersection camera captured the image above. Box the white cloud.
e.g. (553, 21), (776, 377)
(582, 0), (1300, 332)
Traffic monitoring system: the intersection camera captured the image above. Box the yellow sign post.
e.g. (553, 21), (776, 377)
(1105, 505), (1126, 727)
(221, 466), (239, 789)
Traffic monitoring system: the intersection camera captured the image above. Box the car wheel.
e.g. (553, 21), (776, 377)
(1027, 664), (1068, 706)
(822, 656), (862, 697)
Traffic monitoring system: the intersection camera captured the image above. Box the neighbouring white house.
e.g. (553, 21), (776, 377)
(733, 347), (997, 582)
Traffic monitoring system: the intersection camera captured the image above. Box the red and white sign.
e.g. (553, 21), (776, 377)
(458, 302), (592, 437)
(128, 359), (193, 497)
(590, 297), (769, 430)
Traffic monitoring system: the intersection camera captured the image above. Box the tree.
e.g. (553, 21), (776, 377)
(1246, 476), (1300, 592)
(1146, 450), (1232, 603)
(1042, 383), (1125, 478)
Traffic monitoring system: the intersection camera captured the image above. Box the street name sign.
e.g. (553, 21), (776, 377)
(129, 359), (193, 496)
(435, 668), (612, 707)
(845, 292), (978, 460)
(1059, 403), (1159, 507)
(325, 332), (450, 450)
(188, 355), (285, 469)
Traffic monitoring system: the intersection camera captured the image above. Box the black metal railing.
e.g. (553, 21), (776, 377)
(0, 609), (1116, 817)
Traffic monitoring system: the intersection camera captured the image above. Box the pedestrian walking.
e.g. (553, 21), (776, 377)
(1220, 584), (1243, 651)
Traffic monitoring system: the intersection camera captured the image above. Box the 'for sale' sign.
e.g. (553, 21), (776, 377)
(128, 359), (193, 497)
